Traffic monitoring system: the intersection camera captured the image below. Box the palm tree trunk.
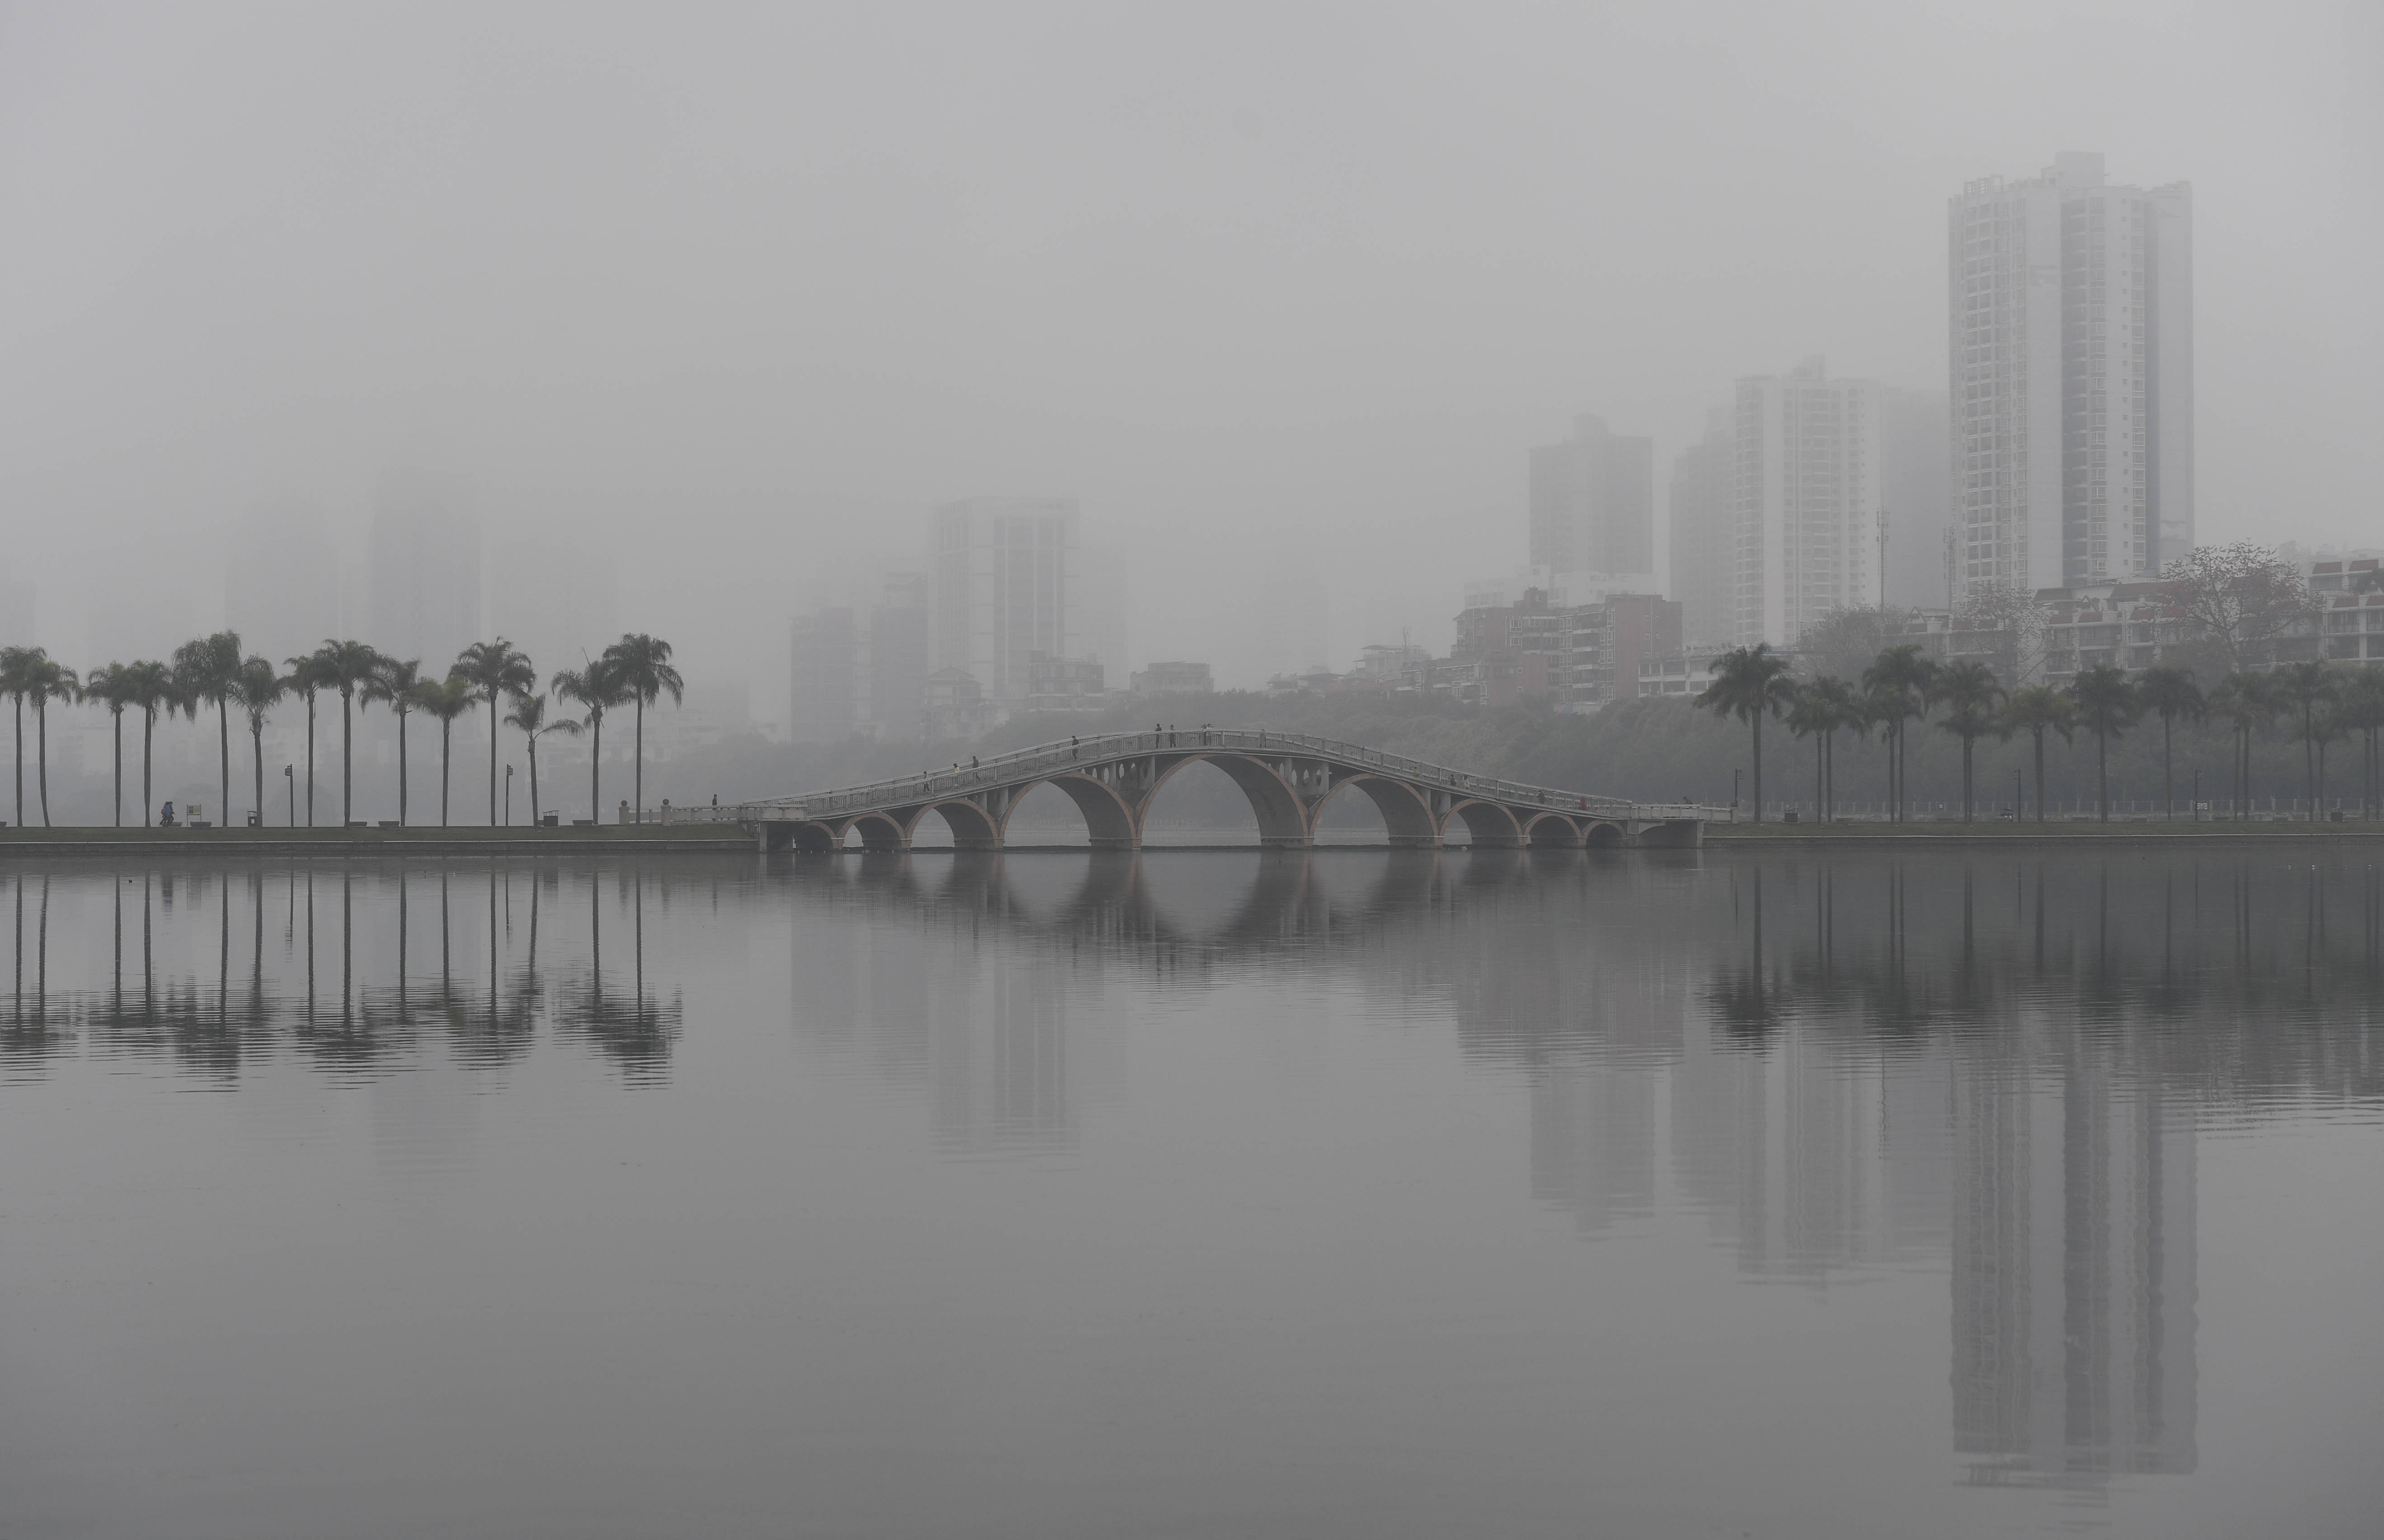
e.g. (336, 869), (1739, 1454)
(1750, 712), (1763, 824)
(12, 696), (21, 828)
(113, 710), (123, 827)
(305, 698), (316, 827)
(2034, 728), (2046, 825)
(36, 701), (49, 826)
(398, 711), (409, 826)
(2098, 730), (2109, 822)
(2304, 705), (2317, 821)
(219, 700), (230, 828)
(440, 720), (452, 828)
(1961, 735), (1973, 823)
(489, 698), (501, 827)
(634, 697), (645, 824)
(1814, 731), (1823, 822)
(142, 711), (155, 826)
(2163, 716), (2173, 820)
(527, 737), (541, 827)
(252, 725), (265, 822)
(591, 712), (603, 823)
(341, 692), (353, 826)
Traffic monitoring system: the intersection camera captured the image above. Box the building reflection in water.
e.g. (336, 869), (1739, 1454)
(7, 847), (2382, 1488)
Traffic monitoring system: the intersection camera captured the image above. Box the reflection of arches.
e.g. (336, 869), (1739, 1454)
(1441, 799), (1525, 848)
(1002, 775), (1140, 849)
(1149, 755), (1309, 846)
(1524, 812), (1585, 848)
(1583, 820), (1626, 849)
(1314, 775), (1440, 847)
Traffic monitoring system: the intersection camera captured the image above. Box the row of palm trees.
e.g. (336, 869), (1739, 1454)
(1697, 643), (2384, 824)
(0, 634), (681, 830)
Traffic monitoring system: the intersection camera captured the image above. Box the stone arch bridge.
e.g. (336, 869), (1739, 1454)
(666, 729), (1724, 853)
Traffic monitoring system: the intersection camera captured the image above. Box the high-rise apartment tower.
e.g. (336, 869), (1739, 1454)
(929, 497), (1082, 707)
(1732, 359), (1882, 647)
(1949, 152), (2192, 599)
(1529, 415), (1653, 578)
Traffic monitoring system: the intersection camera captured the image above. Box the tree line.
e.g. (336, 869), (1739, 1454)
(1696, 644), (2384, 825)
(0, 634), (681, 830)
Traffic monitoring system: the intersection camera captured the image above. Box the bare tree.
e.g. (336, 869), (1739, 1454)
(2162, 542), (2319, 673)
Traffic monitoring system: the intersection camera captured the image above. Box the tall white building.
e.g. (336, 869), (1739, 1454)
(1950, 152), (2192, 600)
(1529, 415), (1653, 577)
(928, 498), (1082, 707)
(1731, 359), (1883, 647)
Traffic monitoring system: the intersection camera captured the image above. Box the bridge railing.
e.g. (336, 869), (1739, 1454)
(658, 728), (1728, 826)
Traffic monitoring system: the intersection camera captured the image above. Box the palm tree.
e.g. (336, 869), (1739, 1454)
(2207, 672), (2275, 820)
(2000, 685), (2075, 825)
(2135, 665), (2205, 821)
(1933, 660), (2006, 824)
(1861, 643), (1938, 823)
(1783, 683), (1833, 823)
(1798, 675), (1862, 822)
(231, 657), (284, 824)
(1694, 644), (1796, 822)
(0, 646), (28, 826)
(411, 675), (478, 827)
(2271, 660), (2340, 822)
(552, 659), (632, 824)
(171, 631), (244, 829)
(120, 660), (178, 827)
(504, 690), (577, 827)
(2342, 668), (2384, 821)
(598, 634), (683, 824)
(80, 663), (136, 826)
(454, 640), (537, 826)
(283, 652), (330, 826)
(17, 654), (78, 827)
(2068, 664), (2140, 823)
(308, 640), (384, 826)
(363, 657), (424, 826)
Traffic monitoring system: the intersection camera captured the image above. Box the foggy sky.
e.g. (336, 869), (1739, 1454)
(3, 0), (2378, 702)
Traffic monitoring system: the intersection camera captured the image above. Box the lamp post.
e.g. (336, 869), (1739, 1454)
(284, 765), (295, 829)
(505, 763), (513, 827)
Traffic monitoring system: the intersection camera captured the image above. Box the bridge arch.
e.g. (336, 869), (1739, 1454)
(1582, 819), (1627, 848)
(1312, 774), (1440, 847)
(1147, 753), (1309, 847)
(1440, 798), (1525, 848)
(998, 774), (1140, 849)
(848, 811), (911, 852)
(910, 799), (1002, 851)
(1522, 811), (1586, 848)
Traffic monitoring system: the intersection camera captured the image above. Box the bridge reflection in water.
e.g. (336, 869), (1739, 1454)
(6, 848), (2381, 1492)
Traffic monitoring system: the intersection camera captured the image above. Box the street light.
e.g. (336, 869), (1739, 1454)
(284, 765), (295, 829)
(505, 763), (513, 827)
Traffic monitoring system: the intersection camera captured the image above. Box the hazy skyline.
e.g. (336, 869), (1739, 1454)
(4, 1), (2378, 700)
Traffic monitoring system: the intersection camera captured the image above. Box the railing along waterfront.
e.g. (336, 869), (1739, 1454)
(658, 729), (1725, 827)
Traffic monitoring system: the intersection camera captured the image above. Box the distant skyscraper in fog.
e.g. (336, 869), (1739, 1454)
(1529, 415), (1653, 576)
(368, 476), (480, 667)
(1950, 152), (2192, 599)
(224, 504), (339, 663)
(1732, 359), (1882, 646)
(1881, 387), (1953, 610)
(929, 498), (1081, 707)
(1666, 408), (1733, 645)
(490, 534), (617, 676)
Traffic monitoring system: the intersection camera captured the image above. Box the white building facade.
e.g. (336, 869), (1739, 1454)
(928, 497), (1082, 709)
(1732, 359), (1883, 647)
(1949, 152), (2192, 602)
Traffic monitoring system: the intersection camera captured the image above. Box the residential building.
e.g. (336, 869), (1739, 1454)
(921, 668), (987, 740)
(1129, 660), (1214, 696)
(1530, 415), (1654, 577)
(1562, 594), (1682, 709)
(1450, 585), (1565, 707)
(788, 573), (932, 742)
(1882, 387), (1955, 610)
(1949, 152), (2193, 600)
(1732, 358), (1884, 647)
(1024, 655), (1106, 715)
(1667, 408), (1734, 645)
(929, 498), (1081, 708)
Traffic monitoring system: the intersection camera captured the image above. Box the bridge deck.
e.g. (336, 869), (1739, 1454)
(662, 729), (1726, 852)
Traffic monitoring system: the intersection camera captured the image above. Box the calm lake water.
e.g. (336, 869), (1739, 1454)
(2, 847), (2379, 1539)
